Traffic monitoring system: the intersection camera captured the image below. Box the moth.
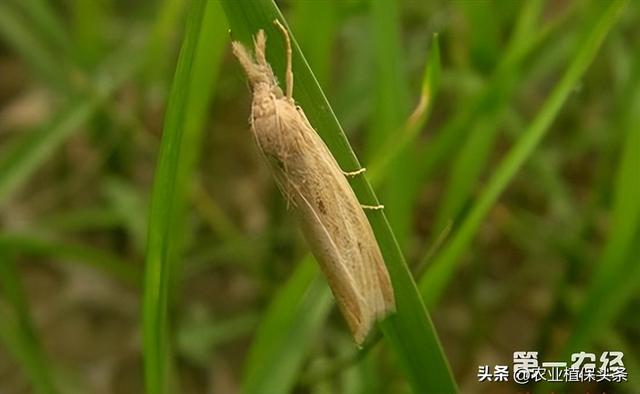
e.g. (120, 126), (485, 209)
(232, 20), (395, 344)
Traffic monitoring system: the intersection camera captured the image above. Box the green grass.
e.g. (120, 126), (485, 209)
(368, 32), (441, 187)
(0, 234), (139, 285)
(0, 38), (141, 208)
(419, 0), (628, 306)
(141, 1), (227, 393)
(414, 0), (577, 193)
(241, 258), (333, 394)
(368, 0), (416, 250)
(564, 46), (640, 352)
(430, 0), (543, 235)
(0, 0), (638, 393)
(0, 251), (58, 394)
(0, 100), (96, 207)
(0, 2), (69, 91)
(291, 0), (337, 88)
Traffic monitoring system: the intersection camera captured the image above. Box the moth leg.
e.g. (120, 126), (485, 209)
(342, 168), (366, 177)
(361, 204), (384, 210)
(274, 19), (293, 102)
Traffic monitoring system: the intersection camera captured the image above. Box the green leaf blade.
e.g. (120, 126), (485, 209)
(419, 0), (629, 307)
(141, 1), (227, 392)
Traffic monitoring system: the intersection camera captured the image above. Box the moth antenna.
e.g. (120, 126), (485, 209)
(254, 30), (268, 67)
(232, 41), (258, 78)
(273, 19), (293, 101)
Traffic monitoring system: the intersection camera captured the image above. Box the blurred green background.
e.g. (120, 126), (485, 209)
(0, 0), (638, 393)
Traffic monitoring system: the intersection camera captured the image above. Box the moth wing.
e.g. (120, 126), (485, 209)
(275, 174), (368, 336)
(293, 106), (395, 316)
(267, 99), (395, 343)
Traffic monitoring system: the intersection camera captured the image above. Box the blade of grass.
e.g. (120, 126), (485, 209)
(190, 179), (241, 241)
(241, 258), (333, 394)
(8, 0), (71, 55)
(142, 3), (205, 390)
(419, 0), (628, 306)
(365, 0), (410, 158)
(368, 33), (441, 186)
(432, 117), (499, 233)
(536, 234), (640, 394)
(603, 331), (640, 394)
(141, 1), (227, 392)
(0, 2), (69, 90)
(220, 2), (456, 392)
(0, 100), (94, 207)
(0, 233), (140, 285)
(459, 0), (502, 73)
(416, 0), (578, 186)
(71, 0), (109, 67)
(38, 207), (124, 232)
(104, 178), (148, 254)
(332, 19), (374, 136)
(0, 41), (141, 209)
(170, 0), (227, 279)
(368, 0), (416, 249)
(431, 0), (543, 235)
(564, 59), (640, 352)
(145, 0), (186, 86)
(291, 0), (337, 88)
(183, 234), (266, 278)
(0, 249), (58, 394)
(177, 311), (259, 366)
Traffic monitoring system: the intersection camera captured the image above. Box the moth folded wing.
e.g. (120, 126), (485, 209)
(332, 178), (396, 338)
(277, 109), (395, 342)
(288, 106), (397, 322)
(359, 219), (396, 318)
(277, 174), (372, 344)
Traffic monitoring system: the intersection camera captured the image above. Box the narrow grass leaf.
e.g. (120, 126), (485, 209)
(0, 2), (69, 91)
(416, 0), (575, 185)
(71, 0), (109, 67)
(0, 250), (58, 394)
(366, 0), (410, 158)
(145, 0), (186, 86)
(368, 0), (415, 248)
(38, 207), (124, 232)
(459, 1), (501, 72)
(430, 1), (543, 234)
(291, 0), (337, 87)
(565, 60), (640, 351)
(0, 100), (96, 208)
(242, 258), (333, 394)
(369, 33), (441, 186)
(104, 178), (148, 254)
(0, 41), (140, 209)
(177, 312), (259, 366)
(141, 1), (227, 392)
(0, 233), (140, 285)
(419, 0), (629, 306)
(9, 0), (71, 55)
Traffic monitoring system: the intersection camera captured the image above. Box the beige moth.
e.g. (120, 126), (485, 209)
(231, 20), (395, 344)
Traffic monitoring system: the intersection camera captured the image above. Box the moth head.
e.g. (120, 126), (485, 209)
(232, 30), (283, 97)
